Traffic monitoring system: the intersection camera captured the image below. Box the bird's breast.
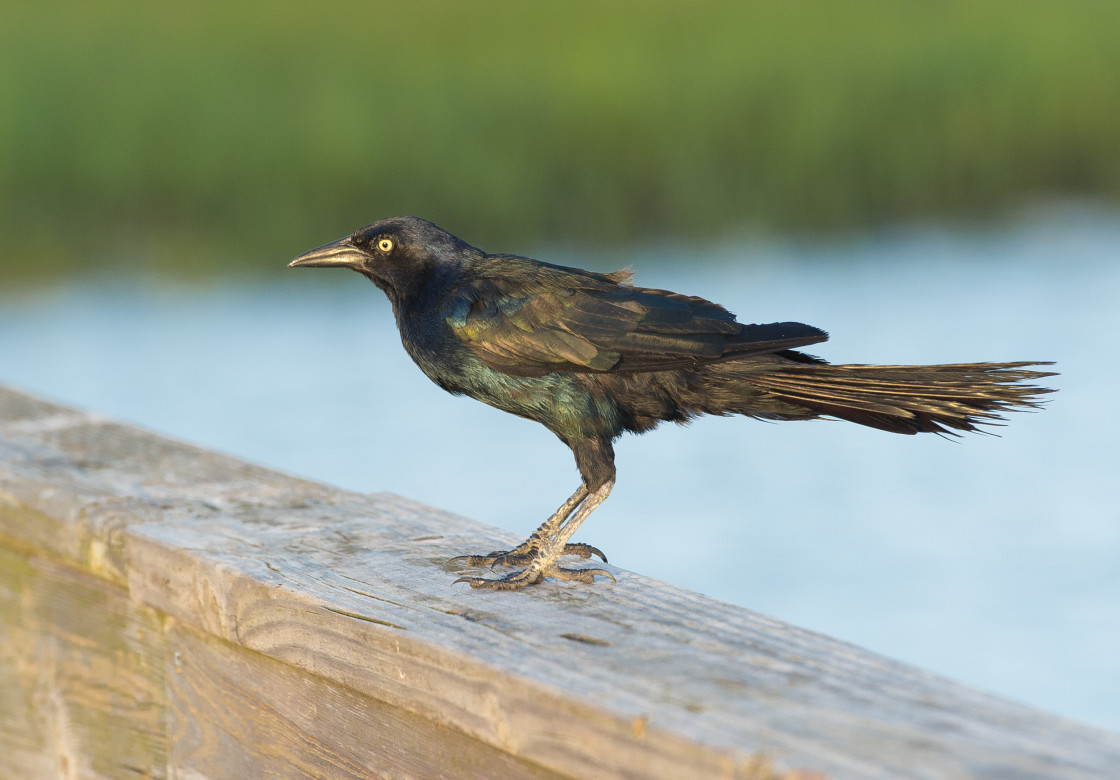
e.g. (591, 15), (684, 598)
(396, 310), (622, 440)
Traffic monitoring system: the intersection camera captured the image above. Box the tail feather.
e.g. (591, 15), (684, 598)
(745, 361), (1056, 435)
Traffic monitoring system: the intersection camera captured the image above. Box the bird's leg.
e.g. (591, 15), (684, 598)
(455, 437), (616, 589)
(448, 484), (605, 567)
(455, 479), (615, 590)
(536, 479), (616, 582)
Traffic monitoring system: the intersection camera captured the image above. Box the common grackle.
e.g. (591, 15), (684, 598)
(290, 216), (1055, 590)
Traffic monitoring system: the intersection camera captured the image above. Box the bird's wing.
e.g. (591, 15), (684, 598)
(442, 261), (827, 377)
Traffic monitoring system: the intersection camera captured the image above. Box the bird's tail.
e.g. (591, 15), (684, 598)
(738, 361), (1056, 435)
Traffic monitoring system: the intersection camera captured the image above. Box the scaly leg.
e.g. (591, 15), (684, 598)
(455, 480), (615, 590)
(448, 484), (605, 567)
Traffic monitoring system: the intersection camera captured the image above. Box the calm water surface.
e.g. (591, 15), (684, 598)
(3, 212), (1117, 731)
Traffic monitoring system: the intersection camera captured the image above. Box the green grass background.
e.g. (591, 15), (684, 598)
(3, 1), (1119, 278)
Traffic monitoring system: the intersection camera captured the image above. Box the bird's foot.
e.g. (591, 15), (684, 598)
(454, 561), (615, 590)
(448, 542), (606, 568)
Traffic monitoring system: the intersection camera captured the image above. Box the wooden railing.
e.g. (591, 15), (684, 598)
(1, 384), (1117, 779)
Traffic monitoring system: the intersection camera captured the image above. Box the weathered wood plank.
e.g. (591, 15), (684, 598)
(0, 546), (57, 780)
(166, 620), (567, 780)
(0, 544), (168, 779)
(2, 384), (1119, 779)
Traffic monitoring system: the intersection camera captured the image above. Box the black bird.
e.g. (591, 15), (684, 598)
(289, 216), (1055, 590)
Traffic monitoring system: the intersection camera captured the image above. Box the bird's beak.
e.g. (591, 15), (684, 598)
(288, 236), (367, 269)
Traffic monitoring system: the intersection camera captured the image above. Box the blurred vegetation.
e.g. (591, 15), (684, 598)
(2, 1), (1120, 278)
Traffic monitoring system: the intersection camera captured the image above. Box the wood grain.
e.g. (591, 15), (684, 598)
(2, 384), (1118, 779)
(0, 545), (167, 779)
(166, 620), (566, 780)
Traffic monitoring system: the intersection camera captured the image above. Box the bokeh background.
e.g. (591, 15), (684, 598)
(4, 1), (1120, 278)
(3, 1), (1119, 732)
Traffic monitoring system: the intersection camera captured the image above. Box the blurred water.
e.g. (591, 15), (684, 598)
(2, 210), (1118, 732)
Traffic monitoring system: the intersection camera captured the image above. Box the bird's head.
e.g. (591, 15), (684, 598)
(288, 216), (477, 303)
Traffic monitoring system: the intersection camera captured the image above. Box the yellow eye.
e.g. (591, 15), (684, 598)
(377, 238), (394, 252)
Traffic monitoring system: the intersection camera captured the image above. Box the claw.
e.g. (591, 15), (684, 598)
(454, 563), (614, 590)
(487, 551), (536, 569)
(564, 543), (608, 563)
(549, 566), (615, 584)
(454, 568), (544, 590)
(455, 576), (528, 590)
(448, 542), (607, 569)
